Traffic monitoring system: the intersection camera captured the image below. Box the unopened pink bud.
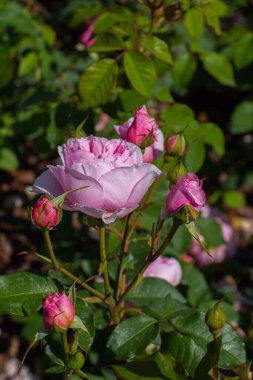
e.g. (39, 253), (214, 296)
(143, 256), (182, 287)
(30, 196), (60, 230)
(80, 26), (96, 48)
(167, 134), (186, 156)
(43, 293), (75, 332)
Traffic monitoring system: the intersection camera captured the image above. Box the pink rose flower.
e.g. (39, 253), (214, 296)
(115, 105), (164, 163)
(30, 196), (60, 230)
(33, 136), (162, 224)
(43, 293), (75, 331)
(190, 206), (235, 267)
(167, 134), (186, 156)
(143, 256), (182, 286)
(165, 173), (206, 215)
(79, 26), (96, 48)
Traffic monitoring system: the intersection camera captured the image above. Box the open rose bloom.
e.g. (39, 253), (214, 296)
(33, 136), (162, 224)
(143, 256), (182, 287)
(115, 105), (164, 163)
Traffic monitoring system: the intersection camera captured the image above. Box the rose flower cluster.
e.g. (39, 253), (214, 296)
(31, 105), (206, 292)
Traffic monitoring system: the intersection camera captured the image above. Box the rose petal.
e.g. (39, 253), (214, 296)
(48, 165), (104, 209)
(32, 169), (63, 197)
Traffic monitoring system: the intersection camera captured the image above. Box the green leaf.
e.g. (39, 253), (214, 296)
(201, 52), (235, 87)
(197, 216), (224, 248)
(0, 45), (13, 87)
(223, 190), (246, 208)
(232, 32), (253, 70)
(123, 51), (156, 98)
(171, 312), (246, 368)
(113, 361), (167, 380)
(160, 103), (195, 134)
(21, 331), (48, 368)
(140, 36), (173, 64)
(107, 314), (159, 361)
(0, 272), (59, 316)
(183, 268), (212, 307)
(89, 33), (124, 52)
(0, 148), (19, 171)
(18, 52), (38, 77)
(201, 122), (225, 156)
(153, 352), (185, 380)
(185, 222), (210, 256)
(120, 89), (147, 112)
(79, 59), (119, 108)
(194, 337), (222, 379)
(231, 101), (253, 134)
(184, 8), (205, 38)
(172, 53), (197, 89)
(161, 331), (206, 377)
(126, 278), (186, 320)
(185, 140), (205, 172)
(75, 298), (95, 353)
(156, 87), (174, 103)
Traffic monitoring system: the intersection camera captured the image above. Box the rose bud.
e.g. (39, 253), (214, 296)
(43, 293), (75, 332)
(79, 25), (96, 48)
(29, 196), (61, 230)
(205, 301), (226, 338)
(143, 256), (182, 287)
(167, 134), (186, 157)
(115, 105), (164, 163)
(165, 173), (206, 216)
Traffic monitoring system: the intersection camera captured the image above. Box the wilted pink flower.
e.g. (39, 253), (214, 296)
(165, 173), (206, 215)
(80, 26), (96, 48)
(33, 136), (162, 224)
(143, 256), (182, 286)
(43, 293), (75, 331)
(115, 105), (164, 163)
(167, 134), (186, 156)
(190, 206), (235, 267)
(30, 196), (60, 230)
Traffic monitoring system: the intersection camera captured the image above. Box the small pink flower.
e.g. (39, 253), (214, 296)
(167, 134), (186, 156)
(43, 293), (75, 331)
(143, 256), (182, 286)
(80, 26), (96, 48)
(165, 173), (206, 215)
(30, 196), (60, 230)
(115, 105), (164, 163)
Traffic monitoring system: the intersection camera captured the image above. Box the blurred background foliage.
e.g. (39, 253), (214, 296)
(1, 0), (253, 378)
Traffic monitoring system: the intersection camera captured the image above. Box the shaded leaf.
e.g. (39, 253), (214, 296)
(140, 36), (173, 64)
(201, 52), (235, 87)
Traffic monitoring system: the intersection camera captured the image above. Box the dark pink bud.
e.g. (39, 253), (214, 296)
(43, 293), (75, 332)
(167, 134), (186, 156)
(125, 105), (158, 147)
(30, 196), (60, 230)
(165, 172), (206, 215)
(80, 26), (96, 48)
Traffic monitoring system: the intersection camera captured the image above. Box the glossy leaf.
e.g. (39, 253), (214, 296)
(185, 140), (205, 172)
(183, 268), (212, 307)
(123, 51), (156, 98)
(201, 52), (235, 87)
(79, 59), (119, 108)
(106, 314), (159, 361)
(140, 36), (173, 64)
(172, 53), (197, 89)
(231, 101), (253, 134)
(232, 32), (253, 70)
(75, 298), (95, 353)
(0, 272), (59, 316)
(184, 8), (205, 38)
(201, 122), (225, 156)
(113, 361), (167, 380)
(126, 277), (187, 319)
(89, 33), (124, 52)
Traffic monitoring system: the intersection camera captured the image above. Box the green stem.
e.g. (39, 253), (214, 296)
(43, 230), (105, 301)
(114, 215), (131, 302)
(61, 331), (69, 354)
(99, 226), (120, 324)
(117, 220), (180, 306)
